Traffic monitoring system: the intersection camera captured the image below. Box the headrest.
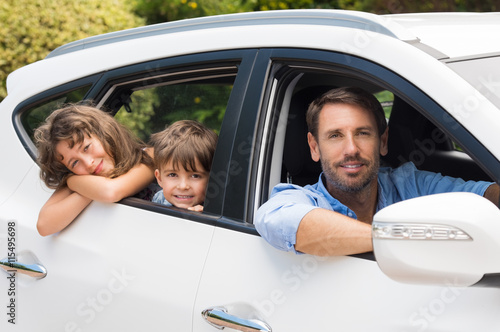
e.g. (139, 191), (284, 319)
(283, 86), (332, 185)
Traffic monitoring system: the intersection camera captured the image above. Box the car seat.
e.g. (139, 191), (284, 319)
(383, 96), (489, 181)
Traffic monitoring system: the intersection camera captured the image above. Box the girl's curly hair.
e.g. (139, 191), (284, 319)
(34, 104), (153, 189)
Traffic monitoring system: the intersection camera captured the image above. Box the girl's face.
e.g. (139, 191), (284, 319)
(155, 159), (209, 209)
(56, 134), (115, 176)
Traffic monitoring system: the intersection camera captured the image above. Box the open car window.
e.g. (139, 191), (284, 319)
(110, 69), (237, 143)
(251, 52), (494, 218)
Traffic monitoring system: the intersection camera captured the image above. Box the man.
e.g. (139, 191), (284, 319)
(255, 87), (499, 256)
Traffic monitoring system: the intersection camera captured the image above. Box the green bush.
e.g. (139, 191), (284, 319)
(0, 0), (144, 101)
(133, 0), (254, 24)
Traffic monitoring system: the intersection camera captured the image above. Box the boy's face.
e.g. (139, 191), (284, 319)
(155, 159), (209, 209)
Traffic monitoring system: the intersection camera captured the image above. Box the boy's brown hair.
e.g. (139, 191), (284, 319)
(150, 120), (218, 173)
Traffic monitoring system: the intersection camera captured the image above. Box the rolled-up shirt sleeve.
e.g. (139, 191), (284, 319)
(255, 184), (325, 254)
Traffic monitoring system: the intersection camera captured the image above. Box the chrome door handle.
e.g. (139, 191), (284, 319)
(202, 304), (272, 332)
(0, 251), (47, 279)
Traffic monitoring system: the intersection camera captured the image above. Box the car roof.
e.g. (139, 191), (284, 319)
(7, 10), (500, 101)
(45, 10), (500, 61)
(45, 9), (418, 59)
(386, 12), (500, 59)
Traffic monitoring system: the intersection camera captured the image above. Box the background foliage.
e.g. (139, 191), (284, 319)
(1, 0), (499, 104)
(133, 0), (500, 25)
(0, 0), (144, 101)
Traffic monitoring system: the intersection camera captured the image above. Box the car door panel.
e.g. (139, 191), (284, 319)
(194, 226), (500, 331)
(0, 166), (215, 331)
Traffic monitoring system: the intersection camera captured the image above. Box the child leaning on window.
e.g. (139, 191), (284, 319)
(149, 120), (218, 212)
(35, 105), (155, 236)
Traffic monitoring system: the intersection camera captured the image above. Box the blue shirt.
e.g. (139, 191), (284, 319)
(255, 162), (492, 254)
(152, 190), (173, 207)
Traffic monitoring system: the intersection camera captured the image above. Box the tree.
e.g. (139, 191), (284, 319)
(0, 0), (145, 102)
(133, 0), (254, 24)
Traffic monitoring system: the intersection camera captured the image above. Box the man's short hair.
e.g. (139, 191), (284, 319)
(150, 120), (218, 173)
(306, 86), (388, 138)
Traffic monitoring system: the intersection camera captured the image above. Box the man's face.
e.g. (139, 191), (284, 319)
(307, 103), (388, 194)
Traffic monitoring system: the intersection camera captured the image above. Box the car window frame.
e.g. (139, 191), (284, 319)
(246, 48), (500, 224)
(95, 50), (262, 220)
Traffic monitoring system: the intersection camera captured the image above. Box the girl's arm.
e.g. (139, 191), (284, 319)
(67, 163), (155, 203)
(37, 186), (92, 236)
(37, 163), (154, 236)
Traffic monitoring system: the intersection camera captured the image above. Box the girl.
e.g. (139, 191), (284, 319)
(35, 105), (155, 236)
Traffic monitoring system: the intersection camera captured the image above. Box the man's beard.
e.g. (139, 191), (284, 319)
(321, 155), (379, 194)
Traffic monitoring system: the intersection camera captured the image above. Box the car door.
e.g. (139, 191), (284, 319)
(193, 48), (500, 332)
(0, 50), (259, 331)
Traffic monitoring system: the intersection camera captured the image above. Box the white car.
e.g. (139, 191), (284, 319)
(1, 9), (500, 331)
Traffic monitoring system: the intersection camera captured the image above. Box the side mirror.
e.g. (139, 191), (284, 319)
(372, 192), (500, 287)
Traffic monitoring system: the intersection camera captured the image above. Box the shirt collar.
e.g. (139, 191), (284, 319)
(316, 173), (358, 218)
(316, 172), (388, 216)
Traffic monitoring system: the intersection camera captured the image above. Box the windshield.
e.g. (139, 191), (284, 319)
(447, 55), (500, 110)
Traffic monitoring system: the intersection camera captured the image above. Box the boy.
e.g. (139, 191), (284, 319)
(150, 120), (218, 211)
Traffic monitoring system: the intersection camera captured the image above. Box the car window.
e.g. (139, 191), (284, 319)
(18, 66), (236, 150)
(374, 90), (394, 120)
(96, 63), (240, 215)
(114, 79), (233, 142)
(20, 85), (92, 141)
(250, 50), (494, 218)
(94, 64), (238, 145)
